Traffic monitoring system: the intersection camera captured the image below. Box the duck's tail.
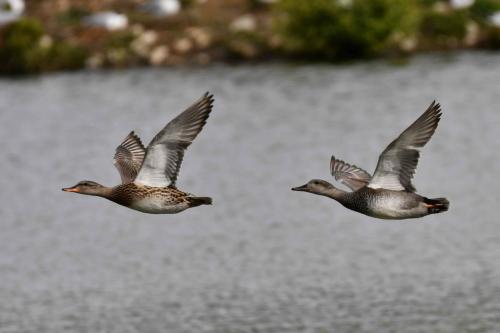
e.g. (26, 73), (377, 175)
(424, 197), (449, 214)
(188, 196), (213, 207)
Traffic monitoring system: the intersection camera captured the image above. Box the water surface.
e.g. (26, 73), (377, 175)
(1, 52), (500, 332)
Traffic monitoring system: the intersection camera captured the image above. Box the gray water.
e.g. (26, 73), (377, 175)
(1, 52), (500, 333)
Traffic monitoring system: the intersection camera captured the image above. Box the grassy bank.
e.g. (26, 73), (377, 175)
(1, 0), (500, 75)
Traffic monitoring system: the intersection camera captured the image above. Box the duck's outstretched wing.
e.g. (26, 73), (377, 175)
(134, 92), (214, 187)
(367, 101), (442, 192)
(330, 156), (371, 191)
(113, 131), (146, 184)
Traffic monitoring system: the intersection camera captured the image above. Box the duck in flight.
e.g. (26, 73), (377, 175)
(292, 101), (449, 220)
(63, 92), (214, 214)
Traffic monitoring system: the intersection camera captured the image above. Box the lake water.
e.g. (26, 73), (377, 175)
(1, 52), (500, 333)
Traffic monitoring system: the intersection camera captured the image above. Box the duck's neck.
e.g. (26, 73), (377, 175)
(318, 187), (349, 202)
(84, 186), (115, 199)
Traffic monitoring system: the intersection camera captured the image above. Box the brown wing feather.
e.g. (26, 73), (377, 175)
(113, 131), (146, 184)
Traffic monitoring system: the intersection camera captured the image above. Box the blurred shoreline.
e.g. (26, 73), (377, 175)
(1, 0), (500, 75)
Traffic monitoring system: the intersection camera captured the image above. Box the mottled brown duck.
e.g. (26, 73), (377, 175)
(292, 101), (449, 220)
(63, 93), (214, 214)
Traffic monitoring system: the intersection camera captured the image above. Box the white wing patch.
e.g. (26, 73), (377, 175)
(134, 93), (214, 187)
(135, 145), (171, 187)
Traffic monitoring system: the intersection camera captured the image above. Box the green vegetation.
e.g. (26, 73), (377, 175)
(484, 26), (500, 48)
(0, 19), (46, 74)
(470, 0), (500, 22)
(0, 18), (86, 75)
(1, 0), (500, 75)
(418, 0), (440, 5)
(105, 30), (135, 49)
(2, 2), (12, 11)
(275, 0), (421, 60)
(180, 0), (195, 7)
(226, 30), (270, 60)
(275, 0), (500, 60)
(421, 10), (468, 41)
(46, 43), (87, 71)
(56, 7), (89, 25)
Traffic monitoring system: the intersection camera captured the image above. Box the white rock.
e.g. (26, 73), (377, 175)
(450, 0), (474, 9)
(140, 30), (158, 45)
(400, 37), (417, 52)
(0, 0), (24, 25)
(464, 21), (480, 46)
(142, 0), (181, 17)
(39, 35), (53, 48)
(86, 54), (104, 69)
(337, 0), (353, 8)
(84, 12), (128, 31)
(490, 11), (500, 27)
(131, 24), (145, 36)
(230, 15), (256, 32)
(173, 38), (193, 54)
(131, 30), (158, 57)
(186, 27), (212, 48)
(149, 45), (169, 65)
(131, 39), (150, 57)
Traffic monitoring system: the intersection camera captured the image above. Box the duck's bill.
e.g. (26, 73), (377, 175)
(62, 187), (79, 193)
(291, 184), (308, 192)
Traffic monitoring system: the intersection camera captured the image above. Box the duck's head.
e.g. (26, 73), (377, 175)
(62, 180), (107, 196)
(292, 179), (334, 193)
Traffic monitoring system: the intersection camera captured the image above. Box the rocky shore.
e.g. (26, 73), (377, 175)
(1, 0), (500, 75)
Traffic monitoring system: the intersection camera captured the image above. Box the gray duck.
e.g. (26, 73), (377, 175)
(63, 92), (214, 214)
(292, 101), (449, 220)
